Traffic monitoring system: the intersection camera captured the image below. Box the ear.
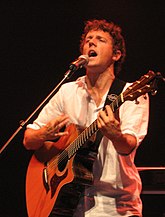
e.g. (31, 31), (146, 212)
(112, 50), (122, 62)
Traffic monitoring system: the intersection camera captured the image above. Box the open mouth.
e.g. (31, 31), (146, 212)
(88, 50), (97, 57)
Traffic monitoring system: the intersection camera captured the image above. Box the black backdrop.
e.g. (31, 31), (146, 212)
(0, 1), (165, 217)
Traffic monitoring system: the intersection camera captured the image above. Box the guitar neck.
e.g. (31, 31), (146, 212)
(66, 93), (124, 159)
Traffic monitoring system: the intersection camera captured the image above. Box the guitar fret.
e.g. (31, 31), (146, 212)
(74, 142), (78, 153)
(116, 97), (119, 107)
(88, 126), (92, 137)
(87, 127), (91, 138)
(85, 128), (88, 140)
(110, 95), (122, 112)
(85, 129), (88, 141)
(93, 120), (97, 132)
(74, 140), (78, 152)
(82, 131), (85, 143)
(94, 123), (97, 131)
(91, 123), (94, 134)
(120, 93), (124, 103)
(77, 137), (81, 149)
(111, 102), (115, 112)
(79, 133), (82, 145)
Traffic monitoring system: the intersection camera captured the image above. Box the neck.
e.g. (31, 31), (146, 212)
(86, 66), (115, 88)
(85, 68), (115, 106)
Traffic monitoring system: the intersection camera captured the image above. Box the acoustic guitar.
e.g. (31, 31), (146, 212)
(26, 70), (157, 217)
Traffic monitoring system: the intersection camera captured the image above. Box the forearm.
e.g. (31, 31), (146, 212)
(110, 132), (137, 155)
(23, 114), (69, 150)
(23, 127), (47, 150)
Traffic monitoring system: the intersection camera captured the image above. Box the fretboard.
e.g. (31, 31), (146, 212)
(66, 93), (124, 159)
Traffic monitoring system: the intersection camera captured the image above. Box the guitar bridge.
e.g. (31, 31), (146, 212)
(43, 166), (50, 193)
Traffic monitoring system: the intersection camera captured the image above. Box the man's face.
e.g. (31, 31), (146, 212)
(82, 30), (116, 72)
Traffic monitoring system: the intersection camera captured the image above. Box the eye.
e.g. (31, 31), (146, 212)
(99, 38), (106, 42)
(85, 36), (92, 44)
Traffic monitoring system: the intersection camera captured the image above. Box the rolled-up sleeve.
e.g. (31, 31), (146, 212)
(119, 84), (149, 147)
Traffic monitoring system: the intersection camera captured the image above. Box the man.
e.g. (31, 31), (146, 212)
(23, 19), (149, 217)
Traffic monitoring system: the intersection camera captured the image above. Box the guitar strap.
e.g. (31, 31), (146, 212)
(93, 78), (126, 152)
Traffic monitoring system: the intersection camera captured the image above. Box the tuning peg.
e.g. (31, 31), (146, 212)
(151, 89), (158, 96)
(156, 72), (165, 82)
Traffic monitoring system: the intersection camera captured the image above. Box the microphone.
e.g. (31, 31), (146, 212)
(69, 55), (89, 71)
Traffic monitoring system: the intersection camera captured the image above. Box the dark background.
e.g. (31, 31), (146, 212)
(0, 1), (165, 217)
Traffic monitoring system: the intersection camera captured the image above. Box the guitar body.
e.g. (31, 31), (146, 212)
(26, 124), (95, 217)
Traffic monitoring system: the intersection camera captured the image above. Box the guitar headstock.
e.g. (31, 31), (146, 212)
(123, 70), (157, 101)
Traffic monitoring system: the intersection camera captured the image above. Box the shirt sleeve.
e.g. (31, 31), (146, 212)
(26, 86), (64, 130)
(119, 83), (149, 147)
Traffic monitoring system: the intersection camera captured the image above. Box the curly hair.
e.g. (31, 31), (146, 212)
(80, 19), (126, 75)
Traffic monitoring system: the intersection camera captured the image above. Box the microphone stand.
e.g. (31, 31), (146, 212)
(0, 68), (76, 154)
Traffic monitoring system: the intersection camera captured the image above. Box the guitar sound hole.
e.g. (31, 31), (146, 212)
(58, 150), (68, 172)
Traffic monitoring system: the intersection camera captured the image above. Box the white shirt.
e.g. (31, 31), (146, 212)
(27, 76), (149, 217)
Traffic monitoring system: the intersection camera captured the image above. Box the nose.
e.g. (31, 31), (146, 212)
(89, 39), (96, 47)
